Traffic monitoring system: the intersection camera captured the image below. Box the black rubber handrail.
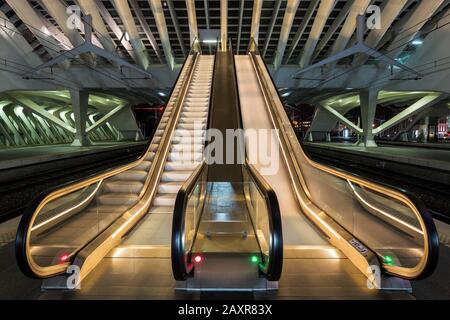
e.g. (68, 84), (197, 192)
(171, 162), (208, 281)
(15, 49), (198, 279)
(247, 38), (439, 280)
(171, 159), (284, 282)
(231, 37), (283, 281)
(243, 162), (283, 281)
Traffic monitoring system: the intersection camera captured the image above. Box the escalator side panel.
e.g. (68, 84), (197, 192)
(207, 52), (243, 182)
(234, 56), (327, 247)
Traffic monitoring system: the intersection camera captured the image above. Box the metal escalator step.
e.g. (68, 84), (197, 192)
(149, 206), (174, 214)
(167, 152), (203, 162)
(104, 181), (144, 194)
(161, 170), (193, 182)
(153, 194), (176, 206)
(114, 170), (147, 181)
(158, 182), (183, 194)
(135, 160), (152, 171)
(177, 123), (206, 130)
(145, 152), (156, 161)
(97, 193), (139, 206)
(171, 144), (204, 153)
(165, 161), (201, 171)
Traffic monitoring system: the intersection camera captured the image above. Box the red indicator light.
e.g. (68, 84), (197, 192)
(194, 255), (203, 263)
(59, 253), (69, 264)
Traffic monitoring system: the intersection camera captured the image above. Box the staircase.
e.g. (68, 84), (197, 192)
(101, 55), (214, 248)
(88, 56), (197, 217)
(153, 55), (214, 212)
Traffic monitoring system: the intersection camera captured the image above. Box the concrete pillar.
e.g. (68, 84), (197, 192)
(357, 89), (378, 147)
(70, 90), (92, 146)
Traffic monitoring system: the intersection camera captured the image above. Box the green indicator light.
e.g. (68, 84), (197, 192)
(251, 256), (259, 264)
(384, 255), (394, 265)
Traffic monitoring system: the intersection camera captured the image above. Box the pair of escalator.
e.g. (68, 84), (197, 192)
(172, 40), (282, 291)
(14, 39), (439, 293)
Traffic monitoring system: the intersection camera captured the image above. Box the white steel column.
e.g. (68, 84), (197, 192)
(149, 0), (175, 70)
(353, 0), (409, 66)
(357, 89), (379, 147)
(114, 0), (150, 70)
(6, 0), (69, 58)
(0, 12), (42, 68)
(40, 0), (85, 47)
(274, 0), (301, 70)
(250, 0), (264, 44)
(77, 0), (116, 53)
(221, 0), (228, 51)
(185, 0), (199, 44)
(328, 0), (371, 57)
(299, 0), (336, 68)
(386, 0), (445, 60)
(70, 90), (91, 146)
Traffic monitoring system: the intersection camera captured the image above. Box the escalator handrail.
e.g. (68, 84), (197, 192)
(171, 162), (207, 281)
(16, 42), (201, 278)
(247, 38), (439, 280)
(243, 162), (283, 281)
(230, 37), (283, 281)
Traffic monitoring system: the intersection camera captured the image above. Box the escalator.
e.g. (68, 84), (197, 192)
(14, 41), (217, 291)
(232, 39), (440, 296)
(171, 40), (282, 291)
(14, 36), (440, 298)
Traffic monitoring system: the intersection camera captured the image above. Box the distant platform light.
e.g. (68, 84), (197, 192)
(202, 39), (217, 44)
(412, 39), (423, 46)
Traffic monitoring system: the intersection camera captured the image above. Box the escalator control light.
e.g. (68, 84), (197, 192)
(194, 255), (203, 263)
(251, 255), (259, 264)
(384, 255), (394, 265)
(58, 253), (69, 264)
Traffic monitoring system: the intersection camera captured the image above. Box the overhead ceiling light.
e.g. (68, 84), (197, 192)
(281, 91), (292, 98)
(412, 39), (423, 46)
(202, 39), (217, 44)
(158, 91), (166, 97)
